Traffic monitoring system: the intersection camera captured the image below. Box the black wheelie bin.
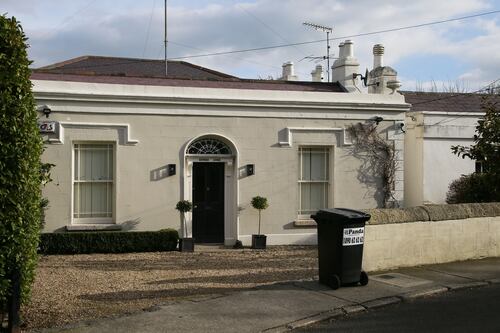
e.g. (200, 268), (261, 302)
(311, 208), (371, 289)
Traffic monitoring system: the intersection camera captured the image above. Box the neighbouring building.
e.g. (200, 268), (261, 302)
(34, 41), (408, 246)
(402, 91), (499, 206)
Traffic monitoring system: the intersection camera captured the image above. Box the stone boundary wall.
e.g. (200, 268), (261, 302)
(362, 202), (500, 225)
(361, 203), (500, 272)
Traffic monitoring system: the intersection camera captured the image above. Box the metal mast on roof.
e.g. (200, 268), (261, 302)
(302, 22), (333, 82)
(164, 0), (168, 77)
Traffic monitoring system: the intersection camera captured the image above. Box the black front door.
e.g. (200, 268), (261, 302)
(192, 162), (225, 243)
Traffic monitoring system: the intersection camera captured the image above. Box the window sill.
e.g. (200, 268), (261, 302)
(293, 219), (317, 228)
(66, 224), (122, 232)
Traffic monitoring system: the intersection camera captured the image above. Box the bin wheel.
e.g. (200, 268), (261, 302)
(329, 275), (341, 290)
(360, 270), (369, 286)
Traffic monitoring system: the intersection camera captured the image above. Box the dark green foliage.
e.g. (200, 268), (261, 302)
(449, 96), (500, 203)
(446, 173), (500, 204)
(175, 200), (192, 213)
(0, 15), (43, 305)
(251, 196), (269, 210)
(39, 230), (179, 254)
(452, 97), (499, 176)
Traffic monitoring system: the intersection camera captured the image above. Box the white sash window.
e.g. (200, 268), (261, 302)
(298, 147), (329, 218)
(73, 144), (114, 223)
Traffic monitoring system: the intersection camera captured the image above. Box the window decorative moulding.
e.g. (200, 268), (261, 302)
(278, 127), (352, 148)
(48, 122), (139, 145)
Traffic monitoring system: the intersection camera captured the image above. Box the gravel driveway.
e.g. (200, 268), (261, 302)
(22, 246), (317, 331)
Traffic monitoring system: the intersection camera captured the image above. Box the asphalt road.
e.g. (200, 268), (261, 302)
(294, 283), (500, 333)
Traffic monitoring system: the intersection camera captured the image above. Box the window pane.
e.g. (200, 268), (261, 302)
(78, 145), (113, 181)
(310, 150), (327, 180)
(108, 148), (113, 180)
(91, 183), (109, 217)
(91, 149), (109, 180)
(75, 182), (112, 218)
(300, 148), (310, 180)
(300, 183), (311, 213)
(73, 183), (79, 218)
(79, 149), (91, 180)
(107, 183), (113, 217)
(300, 183), (327, 215)
(310, 183), (327, 210)
(78, 182), (93, 215)
(74, 147), (79, 180)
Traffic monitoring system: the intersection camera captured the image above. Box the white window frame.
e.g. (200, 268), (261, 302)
(297, 146), (333, 220)
(72, 142), (115, 224)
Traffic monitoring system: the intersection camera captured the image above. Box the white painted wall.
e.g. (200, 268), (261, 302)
(363, 216), (500, 272)
(405, 112), (480, 207)
(35, 79), (408, 245)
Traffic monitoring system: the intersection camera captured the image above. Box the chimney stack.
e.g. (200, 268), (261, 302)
(280, 61), (298, 81)
(311, 65), (323, 82)
(368, 43), (401, 94)
(331, 40), (360, 92)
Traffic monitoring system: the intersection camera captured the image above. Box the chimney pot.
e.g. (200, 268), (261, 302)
(338, 42), (345, 58)
(343, 40), (354, 58)
(373, 44), (384, 68)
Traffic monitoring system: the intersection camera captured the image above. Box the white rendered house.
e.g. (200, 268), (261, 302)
(34, 41), (408, 246)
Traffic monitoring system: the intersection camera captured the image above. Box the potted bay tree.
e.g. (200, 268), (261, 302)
(176, 200), (194, 252)
(251, 196), (268, 249)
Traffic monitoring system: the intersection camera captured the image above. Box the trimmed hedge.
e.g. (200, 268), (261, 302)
(1, 15), (44, 305)
(39, 229), (179, 254)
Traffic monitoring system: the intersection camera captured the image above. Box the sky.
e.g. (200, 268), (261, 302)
(3, 0), (500, 91)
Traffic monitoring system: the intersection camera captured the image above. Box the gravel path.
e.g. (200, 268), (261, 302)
(22, 246), (317, 331)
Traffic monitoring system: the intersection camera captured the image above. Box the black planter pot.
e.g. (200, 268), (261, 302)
(251, 234), (267, 249)
(179, 237), (194, 252)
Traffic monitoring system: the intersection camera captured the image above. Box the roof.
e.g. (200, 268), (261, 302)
(31, 72), (345, 92)
(402, 91), (499, 113)
(31, 55), (346, 93)
(34, 55), (237, 80)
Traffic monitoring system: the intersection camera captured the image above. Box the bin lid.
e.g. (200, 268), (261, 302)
(311, 208), (371, 224)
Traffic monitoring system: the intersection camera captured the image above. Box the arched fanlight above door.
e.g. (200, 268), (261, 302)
(187, 137), (232, 155)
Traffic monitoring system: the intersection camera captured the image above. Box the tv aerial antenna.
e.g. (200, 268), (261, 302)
(164, 0), (168, 77)
(302, 22), (333, 82)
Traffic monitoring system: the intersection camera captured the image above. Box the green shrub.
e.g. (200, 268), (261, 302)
(39, 230), (179, 254)
(0, 15), (43, 305)
(446, 173), (500, 204)
(251, 196), (269, 235)
(175, 200), (192, 213)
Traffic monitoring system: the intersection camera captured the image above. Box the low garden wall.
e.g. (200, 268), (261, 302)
(361, 203), (500, 271)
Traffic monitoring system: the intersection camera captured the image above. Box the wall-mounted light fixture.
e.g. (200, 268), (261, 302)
(372, 116), (384, 125)
(167, 164), (176, 176)
(246, 164), (255, 176)
(40, 105), (52, 118)
(397, 122), (406, 133)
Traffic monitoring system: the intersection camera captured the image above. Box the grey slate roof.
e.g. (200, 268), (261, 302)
(31, 55), (346, 92)
(34, 55), (237, 80)
(402, 91), (499, 113)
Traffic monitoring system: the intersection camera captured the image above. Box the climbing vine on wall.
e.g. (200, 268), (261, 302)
(346, 122), (398, 208)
